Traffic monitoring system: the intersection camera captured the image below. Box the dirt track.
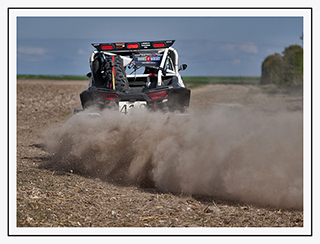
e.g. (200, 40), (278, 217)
(16, 79), (303, 230)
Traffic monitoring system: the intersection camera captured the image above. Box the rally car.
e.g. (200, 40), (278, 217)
(79, 40), (190, 114)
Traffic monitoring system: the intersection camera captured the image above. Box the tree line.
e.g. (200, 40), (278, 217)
(261, 45), (303, 85)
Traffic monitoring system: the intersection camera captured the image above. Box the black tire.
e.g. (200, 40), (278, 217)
(104, 55), (129, 92)
(91, 55), (105, 87)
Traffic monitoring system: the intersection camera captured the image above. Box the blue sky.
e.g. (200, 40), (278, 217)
(17, 16), (303, 76)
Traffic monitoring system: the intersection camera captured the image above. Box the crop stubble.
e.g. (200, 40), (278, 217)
(16, 79), (303, 228)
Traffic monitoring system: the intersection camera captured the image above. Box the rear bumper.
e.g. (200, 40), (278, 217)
(80, 86), (190, 112)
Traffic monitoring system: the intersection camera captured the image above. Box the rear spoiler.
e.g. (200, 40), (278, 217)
(92, 40), (175, 52)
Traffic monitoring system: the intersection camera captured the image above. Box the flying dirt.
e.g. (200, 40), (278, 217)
(17, 79), (304, 227)
(42, 92), (303, 210)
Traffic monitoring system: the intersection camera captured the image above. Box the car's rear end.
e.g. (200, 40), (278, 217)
(79, 40), (190, 114)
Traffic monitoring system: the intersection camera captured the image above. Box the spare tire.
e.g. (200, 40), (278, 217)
(103, 55), (129, 92)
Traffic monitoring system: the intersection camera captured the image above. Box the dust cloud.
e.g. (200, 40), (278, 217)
(43, 103), (303, 209)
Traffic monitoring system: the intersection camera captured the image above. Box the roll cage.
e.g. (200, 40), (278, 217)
(88, 40), (187, 89)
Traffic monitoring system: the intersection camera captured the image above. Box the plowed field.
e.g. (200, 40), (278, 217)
(16, 79), (303, 233)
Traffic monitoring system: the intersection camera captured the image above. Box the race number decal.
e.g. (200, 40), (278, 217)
(119, 101), (147, 114)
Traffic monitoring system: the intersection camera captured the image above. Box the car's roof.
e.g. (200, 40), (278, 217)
(101, 49), (165, 57)
(92, 40), (175, 53)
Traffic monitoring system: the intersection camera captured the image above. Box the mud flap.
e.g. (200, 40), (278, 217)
(166, 88), (191, 112)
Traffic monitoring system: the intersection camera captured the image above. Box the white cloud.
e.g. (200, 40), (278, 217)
(240, 42), (258, 54)
(18, 47), (46, 55)
(220, 42), (258, 54)
(77, 49), (86, 55)
(233, 59), (241, 65)
(220, 43), (235, 52)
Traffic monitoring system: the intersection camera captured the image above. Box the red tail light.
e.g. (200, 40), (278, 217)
(98, 93), (118, 101)
(101, 44), (114, 50)
(153, 42), (165, 48)
(147, 90), (168, 100)
(127, 43), (139, 49)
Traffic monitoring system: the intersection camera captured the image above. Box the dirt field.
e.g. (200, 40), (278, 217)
(16, 79), (303, 231)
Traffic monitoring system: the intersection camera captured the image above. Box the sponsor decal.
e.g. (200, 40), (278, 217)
(141, 42), (151, 48)
(134, 53), (162, 64)
(115, 43), (125, 49)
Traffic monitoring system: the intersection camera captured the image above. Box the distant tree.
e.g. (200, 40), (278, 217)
(261, 53), (284, 85)
(260, 44), (303, 85)
(282, 45), (303, 84)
